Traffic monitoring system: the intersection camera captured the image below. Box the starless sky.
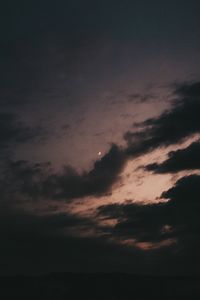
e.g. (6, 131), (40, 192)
(1, 0), (200, 275)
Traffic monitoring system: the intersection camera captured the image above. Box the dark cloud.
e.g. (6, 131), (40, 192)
(0, 207), (146, 276)
(0, 113), (41, 148)
(43, 144), (126, 200)
(0, 144), (126, 202)
(0, 160), (52, 202)
(98, 175), (200, 249)
(145, 141), (200, 173)
(0, 209), (93, 238)
(175, 81), (200, 99)
(98, 202), (169, 243)
(1, 171), (200, 275)
(124, 81), (200, 157)
(161, 174), (200, 204)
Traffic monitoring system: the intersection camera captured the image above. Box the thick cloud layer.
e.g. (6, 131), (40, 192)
(45, 144), (126, 200)
(161, 174), (200, 204)
(1, 144), (125, 202)
(124, 81), (200, 157)
(98, 175), (200, 246)
(145, 141), (200, 173)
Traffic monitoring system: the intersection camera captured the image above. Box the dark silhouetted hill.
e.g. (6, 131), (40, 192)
(0, 273), (200, 299)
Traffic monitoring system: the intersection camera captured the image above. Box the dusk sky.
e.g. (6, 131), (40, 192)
(1, 0), (200, 276)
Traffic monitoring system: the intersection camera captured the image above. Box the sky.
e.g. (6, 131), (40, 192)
(1, 0), (200, 275)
